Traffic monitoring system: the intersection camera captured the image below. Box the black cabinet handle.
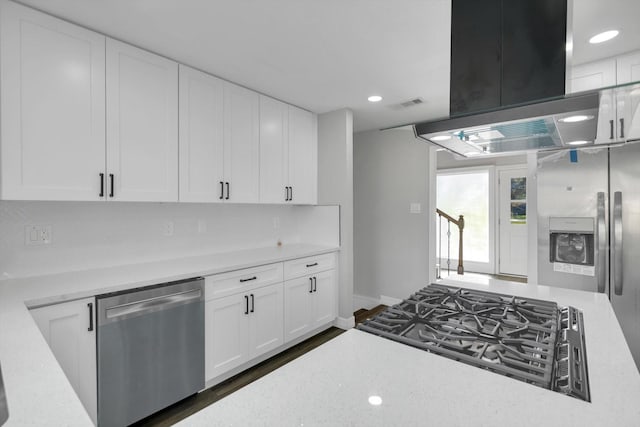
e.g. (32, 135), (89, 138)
(306, 262), (318, 268)
(250, 294), (255, 313)
(290, 186), (293, 201)
(87, 302), (94, 331)
(244, 295), (249, 314)
(620, 118), (625, 139)
(225, 182), (230, 200)
(109, 174), (114, 198)
(240, 276), (257, 283)
(313, 277), (317, 292)
(285, 186), (289, 201)
(219, 181), (224, 200)
(309, 277), (313, 293)
(99, 173), (105, 197)
(610, 119), (614, 140)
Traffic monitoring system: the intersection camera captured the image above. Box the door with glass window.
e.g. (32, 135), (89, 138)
(498, 168), (528, 276)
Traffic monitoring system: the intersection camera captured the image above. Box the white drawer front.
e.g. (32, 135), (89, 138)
(205, 263), (283, 300)
(283, 253), (336, 281)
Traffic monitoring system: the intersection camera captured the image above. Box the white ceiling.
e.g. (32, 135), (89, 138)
(572, 0), (640, 66)
(13, 0), (640, 133)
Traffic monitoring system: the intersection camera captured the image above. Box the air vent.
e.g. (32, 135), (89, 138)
(388, 97), (424, 110)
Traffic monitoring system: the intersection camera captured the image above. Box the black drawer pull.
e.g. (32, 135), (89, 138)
(620, 118), (625, 139)
(240, 276), (257, 283)
(309, 277), (313, 293)
(313, 277), (317, 292)
(225, 182), (230, 200)
(219, 181), (224, 200)
(87, 302), (94, 331)
(244, 295), (249, 314)
(250, 294), (255, 313)
(109, 174), (114, 198)
(306, 262), (318, 268)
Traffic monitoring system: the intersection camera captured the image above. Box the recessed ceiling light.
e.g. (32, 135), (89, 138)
(559, 115), (594, 123)
(368, 395), (383, 406)
(589, 30), (619, 44)
(368, 95), (382, 103)
(568, 140), (590, 146)
(430, 135), (451, 142)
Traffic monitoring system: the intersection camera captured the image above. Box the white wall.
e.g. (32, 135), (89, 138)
(0, 201), (339, 279)
(353, 128), (431, 304)
(437, 151), (527, 170)
(317, 109), (354, 326)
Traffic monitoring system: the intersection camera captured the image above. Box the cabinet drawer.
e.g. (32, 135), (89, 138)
(283, 253), (335, 281)
(205, 263), (283, 300)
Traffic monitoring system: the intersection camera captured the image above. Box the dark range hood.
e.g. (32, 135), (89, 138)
(413, 0), (602, 157)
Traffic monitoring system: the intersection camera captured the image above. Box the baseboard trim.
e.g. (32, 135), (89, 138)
(334, 315), (355, 330)
(379, 294), (402, 306)
(353, 294), (379, 311)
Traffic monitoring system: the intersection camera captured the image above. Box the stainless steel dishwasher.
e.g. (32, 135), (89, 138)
(96, 277), (204, 427)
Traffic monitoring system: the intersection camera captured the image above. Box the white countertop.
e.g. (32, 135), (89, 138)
(177, 277), (640, 427)
(0, 243), (339, 426)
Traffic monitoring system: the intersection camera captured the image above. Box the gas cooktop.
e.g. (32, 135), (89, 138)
(357, 283), (590, 401)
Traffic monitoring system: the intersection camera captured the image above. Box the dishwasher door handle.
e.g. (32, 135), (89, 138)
(105, 288), (202, 319)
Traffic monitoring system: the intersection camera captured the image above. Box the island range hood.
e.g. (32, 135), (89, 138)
(414, 92), (600, 157)
(413, 0), (603, 157)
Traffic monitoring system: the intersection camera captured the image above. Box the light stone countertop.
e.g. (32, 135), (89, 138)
(176, 277), (640, 427)
(0, 243), (339, 426)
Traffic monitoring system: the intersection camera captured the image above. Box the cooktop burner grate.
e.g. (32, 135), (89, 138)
(358, 283), (590, 401)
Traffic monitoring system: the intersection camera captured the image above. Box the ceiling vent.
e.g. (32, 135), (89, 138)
(388, 97), (424, 110)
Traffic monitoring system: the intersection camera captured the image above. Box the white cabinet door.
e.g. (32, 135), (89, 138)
(284, 276), (313, 342)
(106, 38), (178, 202)
(248, 283), (284, 358)
(179, 65), (225, 202)
(311, 270), (336, 328)
(30, 297), (97, 424)
(259, 96), (289, 203)
(616, 84), (640, 142)
(617, 51), (640, 84)
(0, 1), (106, 201)
(223, 82), (260, 203)
(288, 106), (317, 205)
(569, 59), (616, 93)
(205, 293), (249, 381)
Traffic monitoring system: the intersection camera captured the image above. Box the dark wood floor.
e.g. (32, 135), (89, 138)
(133, 305), (387, 427)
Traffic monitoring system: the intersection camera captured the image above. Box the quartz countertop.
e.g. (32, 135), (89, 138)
(0, 243), (339, 426)
(177, 277), (640, 427)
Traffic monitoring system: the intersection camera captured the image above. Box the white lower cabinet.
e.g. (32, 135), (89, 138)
(30, 297), (97, 425)
(284, 269), (336, 343)
(205, 281), (283, 382)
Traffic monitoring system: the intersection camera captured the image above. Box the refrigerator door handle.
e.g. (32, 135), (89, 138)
(613, 191), (623, 296)
(596, 192), (606, 293)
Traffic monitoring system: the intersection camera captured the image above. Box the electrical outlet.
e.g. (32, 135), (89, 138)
(410, 203), (422, 214)
(25, 225), (52, 246)
(163, 221), (174, 237)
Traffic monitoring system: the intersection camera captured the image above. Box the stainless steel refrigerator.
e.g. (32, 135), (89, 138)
(537, 142), (640, 370)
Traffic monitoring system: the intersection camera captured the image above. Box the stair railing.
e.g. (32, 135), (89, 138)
(436, 209), (465, 278)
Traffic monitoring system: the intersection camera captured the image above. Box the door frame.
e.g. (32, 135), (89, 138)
(495, 164), (528, 277)
(436, 165), (496, 275)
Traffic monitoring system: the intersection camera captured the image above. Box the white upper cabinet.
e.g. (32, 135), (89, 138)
(259, 96), (289, 203)
(260, 97), (317, 205)
(0, 1), (106, 200)
(223, 82), (260, 203)
(106, 38), (179, 202)
(288, 106), (318, 205)
(179, 65), (225, 202)
(569, 58), (616, 94)
(617, 51), (640, 84)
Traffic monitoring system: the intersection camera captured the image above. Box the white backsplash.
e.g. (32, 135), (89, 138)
(0, 201), (339, 279)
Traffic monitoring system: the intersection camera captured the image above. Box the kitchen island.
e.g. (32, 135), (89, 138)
(177, 278), (640, 427)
